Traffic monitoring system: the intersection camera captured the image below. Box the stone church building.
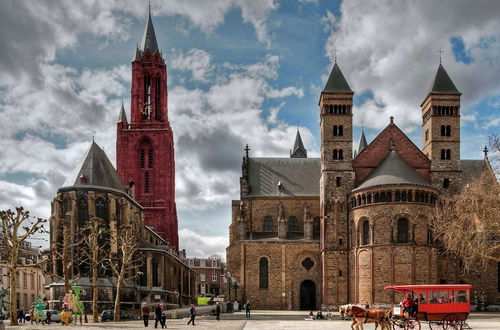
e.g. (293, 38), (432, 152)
(46, 9), (195, 310)
(226, 62), (498, 310)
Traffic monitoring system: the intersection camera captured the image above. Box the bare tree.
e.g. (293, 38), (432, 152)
(108, 225), (142, 321)
(433, 172), (500, 271)
(80, 217), (108, 323)
(0, 207), (47, 326)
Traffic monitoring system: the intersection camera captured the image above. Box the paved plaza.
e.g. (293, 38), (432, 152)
(4, 311), (500, 330)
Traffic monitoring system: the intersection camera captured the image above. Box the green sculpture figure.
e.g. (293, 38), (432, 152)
(71, 285), (85, 325)
(32, 296), (46, 324)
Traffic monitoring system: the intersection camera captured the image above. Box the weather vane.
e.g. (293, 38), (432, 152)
(437, 48), (445, 63)
(333, 48), (340, 63)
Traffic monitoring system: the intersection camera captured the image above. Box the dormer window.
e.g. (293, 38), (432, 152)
(79, 174), (87, 184)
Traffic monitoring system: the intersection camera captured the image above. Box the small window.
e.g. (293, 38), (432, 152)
(339, 270), (342, 277)
(212, 273), (217, 282)
(425, 130), (429, 142)
(443, 179), (450, 188)
(140, 149), (145, 168)
(148, 149), (153, 168)
(288, 216), (299, 232)
(446, 149), (451, 160)
(259, 257), (269, 289)
(200, 273), (206, 281)
(397, 218), (409, 243)
(338, 125), (343, 136)
(441, 149), (446, 160)
(264, 216), (273, 232)
(362, 220), (370, 245)
(446, 125), (451, 136)
(336, 177), (341, 186)
(338, 238), (343, 246)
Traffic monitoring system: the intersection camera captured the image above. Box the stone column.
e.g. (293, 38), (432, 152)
(147, 254), (153, 289)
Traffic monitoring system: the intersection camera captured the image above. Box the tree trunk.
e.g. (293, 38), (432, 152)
(113, 272), (123, 321)
(92, 263), (98, 323)
(9, 265), (18, 326)
(62, 219), (71, 293)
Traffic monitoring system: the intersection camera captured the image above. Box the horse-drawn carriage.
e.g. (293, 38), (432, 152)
(384, 284), (471, 330)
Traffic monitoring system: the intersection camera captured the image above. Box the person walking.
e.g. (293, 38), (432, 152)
(245, 300), (251, 319)
(154, 304), (164, 328)
(215, 302), (221, 321)
(141, 303), (150, 327)
(45, 310), (52, 325)
(187, 304), (196, 326)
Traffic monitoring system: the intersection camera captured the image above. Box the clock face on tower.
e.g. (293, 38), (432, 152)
(141, 102), (152, 119)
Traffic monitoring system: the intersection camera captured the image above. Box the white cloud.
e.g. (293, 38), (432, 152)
(179, 228), (228, 260)
(324, 0), (500, 131)
(170, 48), (213, 82)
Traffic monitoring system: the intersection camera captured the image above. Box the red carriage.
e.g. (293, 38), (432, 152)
(384, 284), (471, 330)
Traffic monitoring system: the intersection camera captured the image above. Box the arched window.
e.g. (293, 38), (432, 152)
(402, 191), (407, 202)
(329, 105), (333, 114)
(374, 193), (380, 203)
(143, 74), (151, 120)
(145, 171), (150, 193)
(441, 125), (446, 136)
(140, 149), (145, 168)
(263, 216), (273, 232)
(313, 217), (320, 239)
(333, 126), (338, 136)
(77, 195), (88, 228)
(95, 197), (108, 223)
(333, 149), (338, 159)
(446, 125), (451, 136)
(339, 125), (343, 136)
(148, 149), (153, 168)
(115, 199), (121, 229)
(288, 216), (298, 232)
(362, 220), (370, 245)
(338, 149), (344, 159)
(259, 257), (269, 289)
(397, 218), (409, 243)
(155, 74), (161, 121)
(446, 149), (451, 160)
(342, 105), (346, 114)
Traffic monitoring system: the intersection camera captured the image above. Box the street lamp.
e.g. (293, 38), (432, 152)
(223, 271), (240, 312)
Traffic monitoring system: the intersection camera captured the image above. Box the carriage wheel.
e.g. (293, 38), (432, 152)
(429, 321), (445, 330)
(404, 318), (421, 330)
(443, 314), (463, 330)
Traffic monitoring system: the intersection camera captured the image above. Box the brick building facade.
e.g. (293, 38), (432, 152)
(226, 62), (499, 310)
(185, 256), (225, 297)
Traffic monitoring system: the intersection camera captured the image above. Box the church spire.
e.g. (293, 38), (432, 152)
(139, 4), (159, 54)
(356, 128), (368, 156)
(117, 100), (128, 123)
(322, 62), (353, 94)
(290, 129), (307, 158)
(426, 63), (461, 96)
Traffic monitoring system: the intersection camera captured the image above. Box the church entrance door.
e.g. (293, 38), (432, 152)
(300, 280), (316, 310)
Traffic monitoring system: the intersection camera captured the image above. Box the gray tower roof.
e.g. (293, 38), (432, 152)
(139, 6), (159, 54)
(118, 101), (128, 123)
(290, 129), (307, 158)
(322, 62), (353, 94)
(427, 63), (461, 95)
(62, 140), (126, 192)
(357, 129), (368, 155)
(354, 150), (432, 191)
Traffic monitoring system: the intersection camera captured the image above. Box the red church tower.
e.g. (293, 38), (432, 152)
(116, 9), (178, 250)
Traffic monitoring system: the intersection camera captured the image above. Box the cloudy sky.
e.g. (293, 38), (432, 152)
(0, 0), (499, 258)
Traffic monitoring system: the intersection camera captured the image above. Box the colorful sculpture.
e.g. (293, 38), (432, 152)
(71, 285), (85, 325)
(31, 296), (46, 323)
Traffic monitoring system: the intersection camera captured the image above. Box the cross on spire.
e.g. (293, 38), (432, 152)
(437, 48), (445, 63)
(244, 144), (250, 158)
(333, 48), (339, 63)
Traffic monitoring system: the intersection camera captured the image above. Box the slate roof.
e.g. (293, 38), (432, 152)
(322, 63), (353, 93)
(427, 63), (461, 95)
(290, 130), (307, 158)
(247, 158), (320, 197)
(61, 141), (126, 192)
(460, 159), (488, 187)
(139, 6), (159, 54)
(353, 150), (433, 191)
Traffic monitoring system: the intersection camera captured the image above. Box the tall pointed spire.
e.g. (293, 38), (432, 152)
(356, 128), (368, 155)
(139, 4), (159, 54)
(118, 101), (128, 123)
(290, 129), (307, 158)
(427, 63), (461, 95)
(322, 63), (353, 94)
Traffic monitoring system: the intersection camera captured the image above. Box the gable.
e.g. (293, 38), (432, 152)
(352, 123), (431, 186)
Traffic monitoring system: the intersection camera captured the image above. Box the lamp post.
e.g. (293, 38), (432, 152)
(223, 271), (240, 312)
